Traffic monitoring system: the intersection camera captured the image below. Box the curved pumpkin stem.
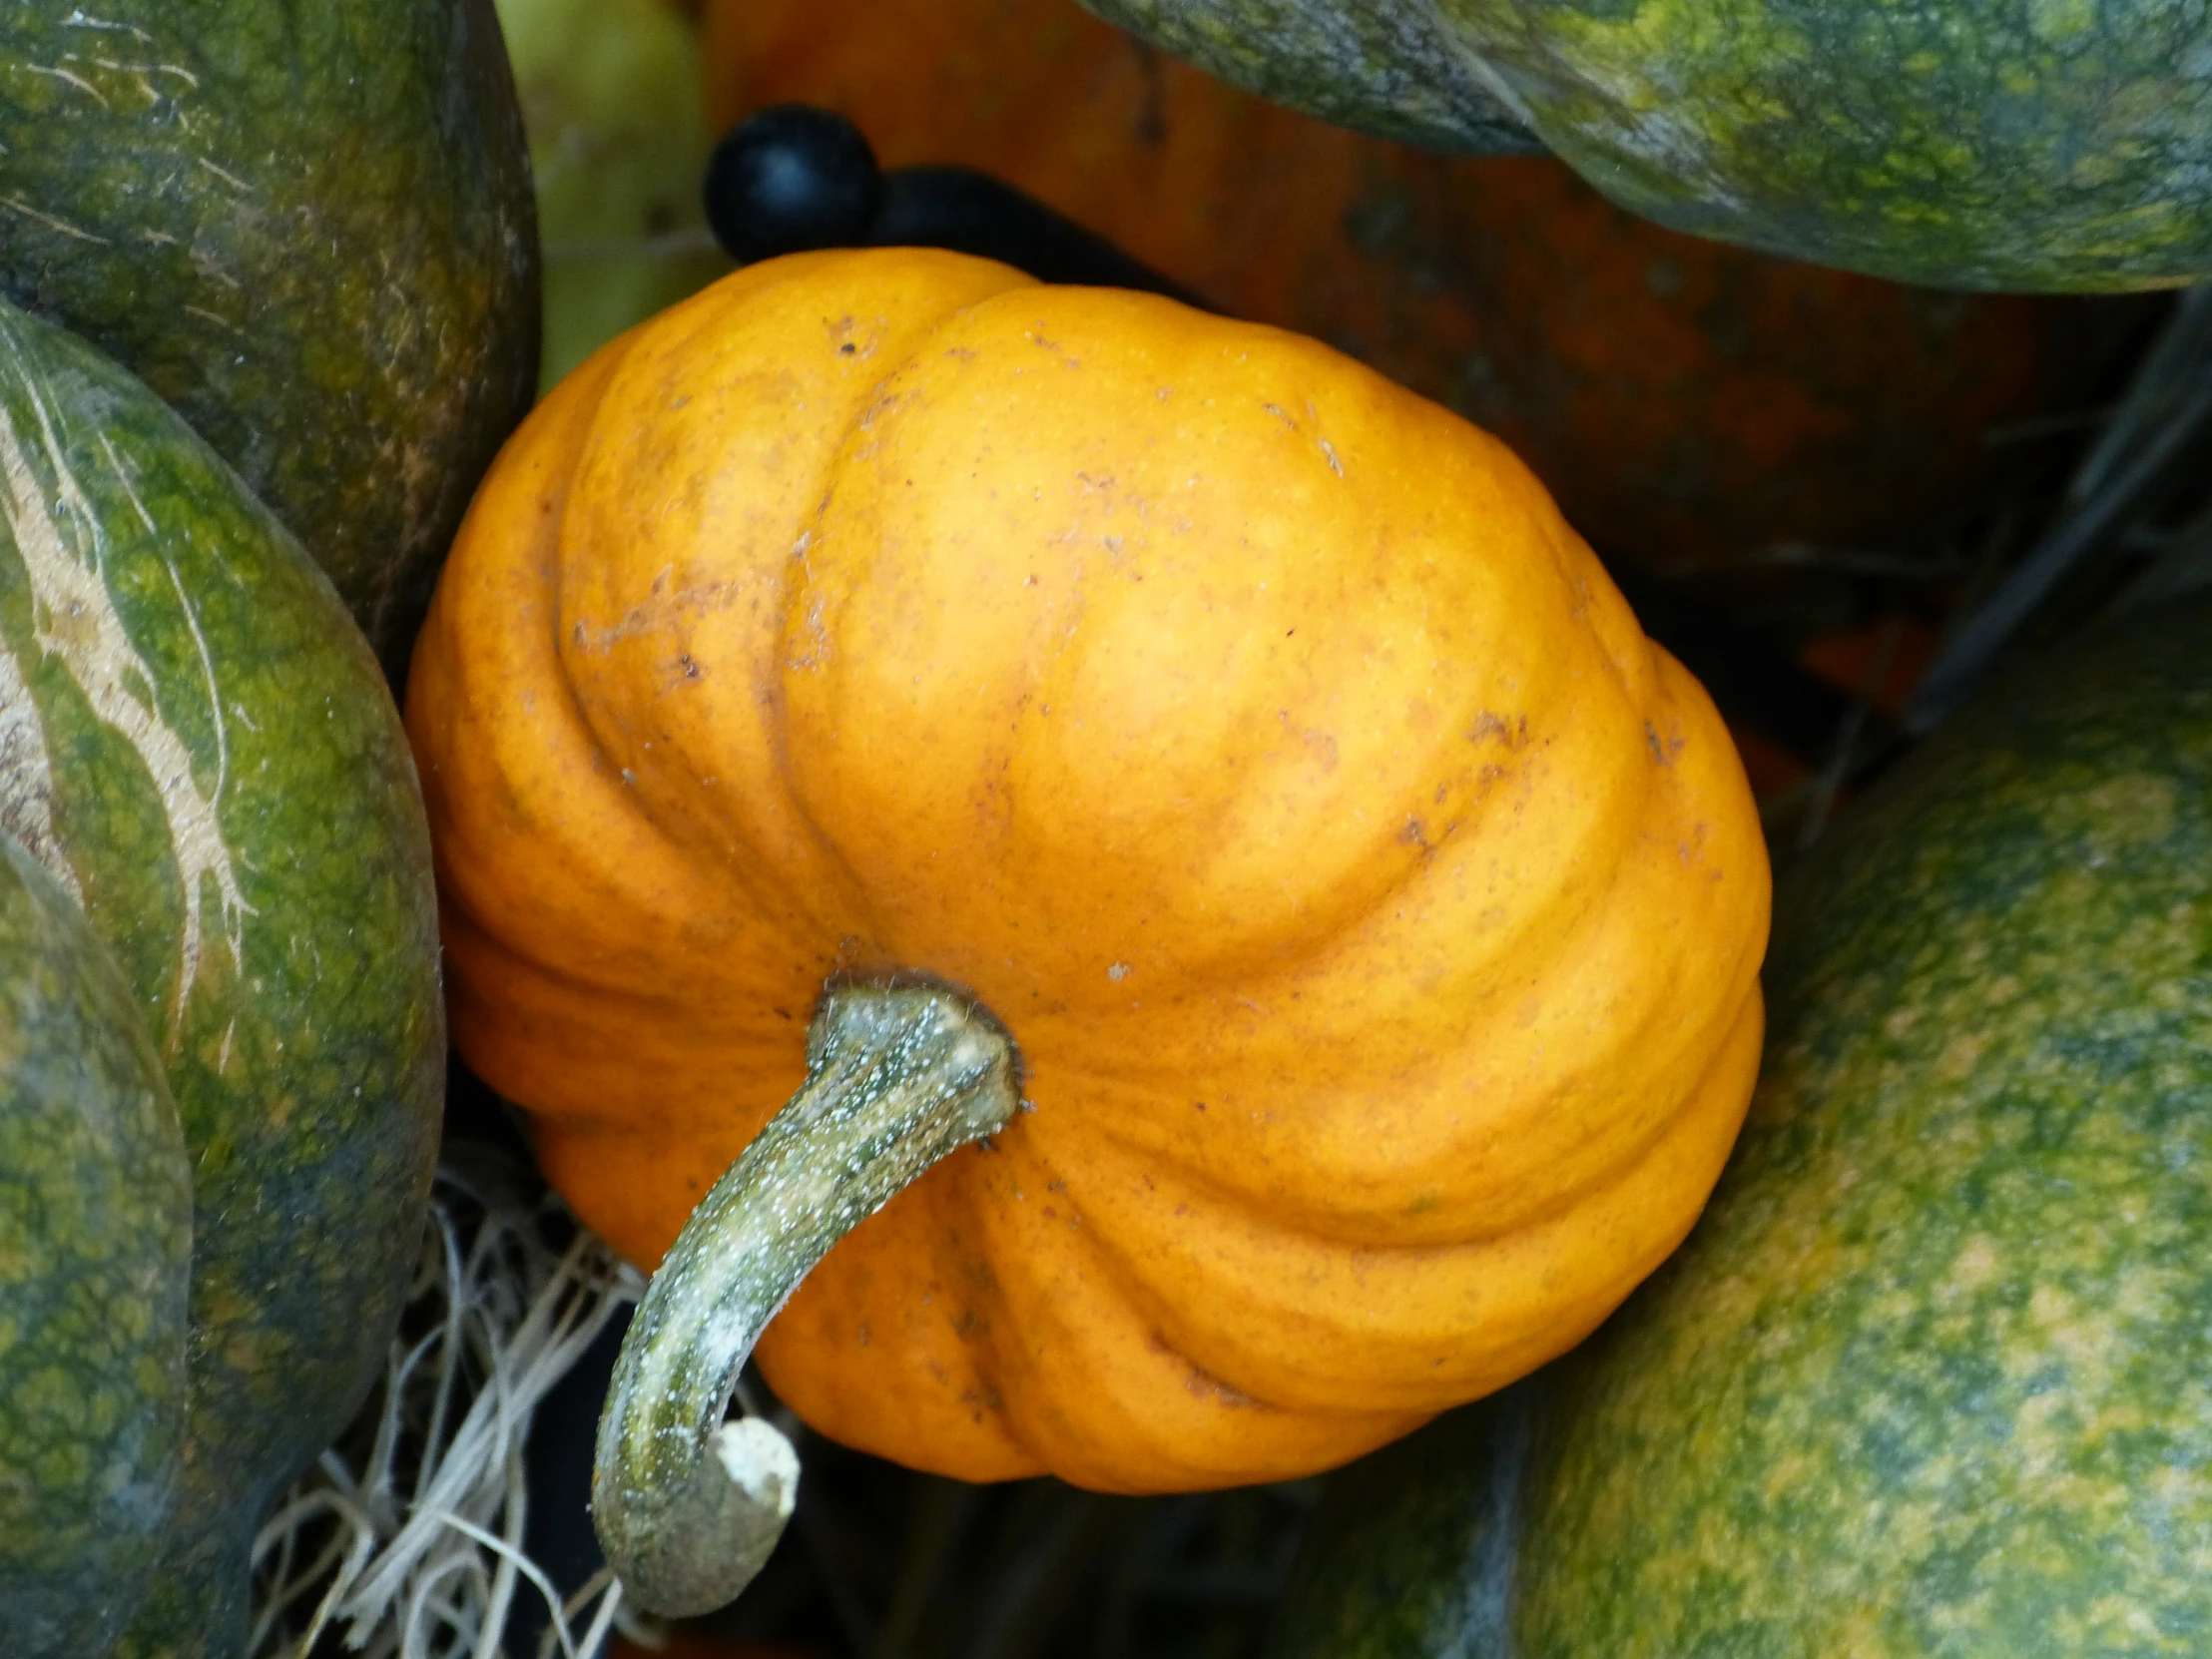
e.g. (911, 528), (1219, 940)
(592, 978), (1021, 1616)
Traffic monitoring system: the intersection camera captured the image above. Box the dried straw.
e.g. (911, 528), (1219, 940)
(247, 1146), (646, 1659)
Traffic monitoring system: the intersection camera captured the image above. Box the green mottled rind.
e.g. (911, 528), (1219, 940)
(1083, 0), (2212, 290)
(1081, 0), (1539, 152)
(0, 834), (191, 1659)
(1268, 1388), (1532, 1659)
(0, 0), (539, 678)
(1509, 599), (2212, 1654)
(0, 303), (443, 1658)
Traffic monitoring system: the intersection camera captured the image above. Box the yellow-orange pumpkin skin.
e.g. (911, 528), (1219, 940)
(406, 249), (1770, 1491)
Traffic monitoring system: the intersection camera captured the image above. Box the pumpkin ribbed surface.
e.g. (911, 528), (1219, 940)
(406, 248), (1769, 1489)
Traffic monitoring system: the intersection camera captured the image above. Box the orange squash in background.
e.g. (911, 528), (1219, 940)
(698, 0), (2147, 579)
(407, 250), (1767, 1542)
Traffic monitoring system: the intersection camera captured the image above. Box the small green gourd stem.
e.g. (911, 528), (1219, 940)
(592, 978), (1021, 1617)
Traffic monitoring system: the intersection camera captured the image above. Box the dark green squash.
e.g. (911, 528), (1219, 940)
(1080, 0), (2212, 291)
(0, 0), (538, 679)
(1268, 1388), (1533, 1659)
(0, 831), (192, 1659)
(1270, 597), (2212, 1655)
(0, 300), (443, 1658)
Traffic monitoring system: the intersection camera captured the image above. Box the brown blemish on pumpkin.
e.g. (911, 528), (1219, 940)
(1469, 710), (1531, 748)
(960, 1382), (1006, 1414)
(573, 578), (746, 654)
(1149, 1337), (1268, 1411)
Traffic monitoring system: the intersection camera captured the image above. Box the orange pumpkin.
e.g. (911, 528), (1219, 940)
(698, 0), (2147, 579)
(405, 249), (1769, 1611)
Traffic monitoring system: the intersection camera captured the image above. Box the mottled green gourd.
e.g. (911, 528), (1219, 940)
(1271, 598), (2212, 1656)
(0, 0), (538, 679)
(0, 301), (443, 1659)
(0, 833), (192, 1659)
(1079, 0), (2212, 291)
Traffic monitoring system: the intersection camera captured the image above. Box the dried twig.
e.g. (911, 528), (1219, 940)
(1908, 282), (2212, 731)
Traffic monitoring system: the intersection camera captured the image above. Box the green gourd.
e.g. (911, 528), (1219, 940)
(496, 0), (732, 392)
(0, 831), (192, 1659)
(0, 299), (443, 1659)
(1271, 596), (2212, 1655)
(1080, 0), (2212, 291)
(0, 0), (539, 679)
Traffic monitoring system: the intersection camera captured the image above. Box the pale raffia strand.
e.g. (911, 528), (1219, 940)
(247, 1150), (649, 1659)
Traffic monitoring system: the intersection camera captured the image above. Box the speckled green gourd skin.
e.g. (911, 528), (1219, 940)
(1268, 1388), (1533, 1659)
(1504, 600), (2212, 1655)
(1077, 0), (1540, 152)
(1079, 0), (2212, 290)
(1265, 601), (2212, 1656)
(0, 0), (539, 679)
(0, 303), (443, 1658)
(0, 834), (192, 1659)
